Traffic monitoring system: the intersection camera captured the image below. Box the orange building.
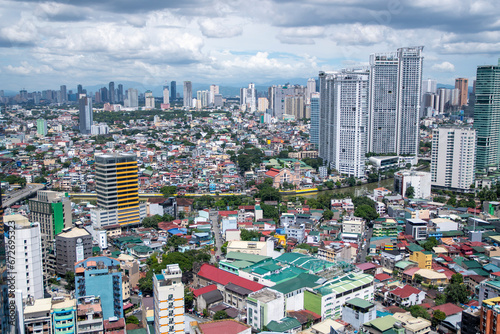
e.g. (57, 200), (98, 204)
(480, 297), (500, 334)
(455, 78), (469, 107)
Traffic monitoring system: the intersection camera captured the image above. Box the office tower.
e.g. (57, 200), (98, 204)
(125, 88), (139, 109)
(437, 88), (451, 113)
(95, 91), (101, 104)
(431, 126), (476, 191)
(37, 118), (47, 136)
(284, 95), (305, 119)
(258, 97), (269, 112)
(450, 88), (461, 107)
(368, 46), (424, 157)
(474, 61), (500, 170)
(108, 82), (115, 103)
(163, 86), (170, 104)
(268, 84), (307, 119)
(91, 153), (146, 228)
(79, 94), (93, 134)
(213, 94), (223, 108)
(183, 81), (192, 108)
(60, 85), (67, 103)
(3, 215), (44, 300)
(240, 83), (257, 112)
(117, 84), (123, 103)
(310, 93), (320, 148)
(170, 81), (176, 103)
(55, 227), (92, 275)
(422, 79), (437, 94)
(421, 92), (440, 117)
(99, 87), (108, 102)
(209, 84), (219, 105)
(196, 90), (209, 108)
(75, 257), (123, 319)
(145, 90), (155, 109)
(76, 296), (104, 334)
(77, 84), (83, 95)
(306, 78), (316, 103)
(319, 70), (369, 178)
(455, 78), (469, 106)
(153, 264), (185, 334)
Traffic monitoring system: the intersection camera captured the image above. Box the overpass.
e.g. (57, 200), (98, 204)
(2, 183), (46, 208)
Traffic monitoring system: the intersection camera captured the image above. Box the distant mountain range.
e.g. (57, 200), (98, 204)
(3, 79), (472, 97)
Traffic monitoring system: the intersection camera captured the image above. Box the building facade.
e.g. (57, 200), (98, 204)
(55, 227), (92, 275)
(394, 170), (431, 199)
(183, 81), (192, 108)
(78, 94), (93, 135)
(319, 70), (369, 178)
(455, 77), (469, 107)
(91, 153), (146, 228)
(474, 62), (500, 171)
(431, 126), (476, 191)
(310, 93), (320, 148)
(153, 264), (185, 334)
(368, 47), (424, 158)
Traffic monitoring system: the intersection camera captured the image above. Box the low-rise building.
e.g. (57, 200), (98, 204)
(342, 298), (376, 330)
(247, 288), (285, 330)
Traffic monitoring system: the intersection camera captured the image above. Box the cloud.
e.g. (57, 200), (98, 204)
(198, 18), (243, 38)
(4, 61), (53, 75)
(34, 2), (90, 22)
(431, 61), (455, 72)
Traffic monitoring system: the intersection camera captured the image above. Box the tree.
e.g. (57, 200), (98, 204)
(409, 305), (430, 320)
(422, 237), (438, 251)
(126, 316), (140, 325)
(347, 176), (356, 187)
(142, 215), (163, 229)
(34, 176), (47, 184)
(432, 309), (446, 327)
(160, 186), (177, 197)
(323, 209), (334, 220)
(324, 181), (334, 190)
(450, 273), (463, 284)
(240, 229), (263, 241)
(444, 283), (469, 304)
(405, 186), (415, 198)
(413, 274), (423, 284)
(434, 293), (446, 306)
(184, 287), (194, 311)
(354, 204), (378, 221)
(165, 235), (188, 251)
(213, 310), (229, 320)
(26, 145), (37, 152)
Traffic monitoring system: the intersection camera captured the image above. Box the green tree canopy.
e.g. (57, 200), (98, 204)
(409, 305), (430, 320)
(444, 283), (469, 304)
(405, 186), (415, 198)
(354, 204), (378, 221)
(213, 310), (229, 320)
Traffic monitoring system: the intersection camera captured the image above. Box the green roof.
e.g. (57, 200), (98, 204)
(271, 273), (323, 294)
(276, 252), (335, 273)
(315, 273), (374, 296)
(364, 315), (397, 332)
(345, 297), (374, 309)
(407, 243), (424, 252)
(463, 260), (482, 269)
(471, 268), (490, 277)
(225, 252), (270, 263)
(267, 318), (302, 332)
(220, 260), (254, 269)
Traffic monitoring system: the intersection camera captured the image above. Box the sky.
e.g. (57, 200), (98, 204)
(1, 0), (500, 91)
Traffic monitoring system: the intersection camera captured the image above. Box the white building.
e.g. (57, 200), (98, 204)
(163, 87), (170, 105)
(342, 298), (377, 330)
(319, 70), (369, 178)
(183, 81), (192, 108)
(247, 289), (284, 330)
(258, 97), (269, 112)
(145, 91), (154, 110)
(394, 170), (431, 199)
(4, 214), (44, 300)
(431, 127), (476, 191)
(91, 123), (109, 136)
(153, 264), (185, 334)
(241, 83), (257, 112)
(209, 84), (219, 105)
(342, 217), (365, 235)
(368, 47), (424, 157)
(125, 88), (138, 109)
(405, 219), (428, 241)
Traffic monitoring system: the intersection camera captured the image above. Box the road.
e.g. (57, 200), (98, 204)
(357, 227), (373, 263)
(209, 210), (223, 262)
(3, 183), (45, 208)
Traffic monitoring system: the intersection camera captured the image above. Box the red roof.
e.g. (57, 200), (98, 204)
(198, 319), (250, 334)
(265, 168), (280, 178)
(192, 284), (217, 297)
(197, 264), (265, 292)
(431, 303), (463, 316)
(390, 285), (424, 298)
(374, 273), (391, 281)
(356, 263), (376, 271)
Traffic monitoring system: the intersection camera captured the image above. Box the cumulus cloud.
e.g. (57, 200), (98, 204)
(431, 61), (455, 72)
(198, 18), (243, 38)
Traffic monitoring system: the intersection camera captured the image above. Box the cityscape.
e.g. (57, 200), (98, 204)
(1, 1), (500, 334)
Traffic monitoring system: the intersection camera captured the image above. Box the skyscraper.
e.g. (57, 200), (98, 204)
(431, 126), (476, 191)
(117, 84), (123, 103)
(310, 93), (320, 148)
(319, 70), (369, 178)
(368, 46), (424, 158)
(170, 81), (176, 103)
(455, 78), (469, 107)
(125, 88), (138, 109)
(77, 84), (83, 95)
(91, 153), (146, 227)
(3, 215), (44, 300)
(268, 84), (307, 119)
(154, 264), (185, 334)
(60, 85), (67, 103)
(209, 84), (219, 105)
(163, 86), (170, 105)
(422, 79), (437, 94)
(145, 90), (155, 109)
(474, 61), (500, 170)
(306, 78), (317, 103)
(79, 94), (93, 135)
(108, 82), (115, 104)
(183, 81), (192, 108)
(37, 118), (47, 136)
(240, 83), (257, 112)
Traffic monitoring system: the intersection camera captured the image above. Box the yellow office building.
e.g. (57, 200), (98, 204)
(91, 153), (146, 227)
